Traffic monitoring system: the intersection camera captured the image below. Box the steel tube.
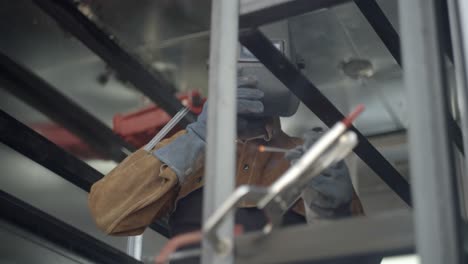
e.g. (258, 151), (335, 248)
(202, 0), (239, 263)
(400, 0), (464, 262)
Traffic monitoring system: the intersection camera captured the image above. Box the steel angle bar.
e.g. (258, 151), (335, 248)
(239, 29), (412, 206)
(400, 0), (464, 262)
(0, 190), (142, 264)
(33, 0), (195, 126)
(0, 52), (133, 162)
(0, 110), (170, 237)
(447, 0), (468, 220)
(239, 0), (351, 28)
(235, 210), (414, 264)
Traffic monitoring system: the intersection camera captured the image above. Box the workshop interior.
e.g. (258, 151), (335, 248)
(1, 0), (467, 263)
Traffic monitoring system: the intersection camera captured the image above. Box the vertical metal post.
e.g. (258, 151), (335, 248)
(202, 0), (239, 263)
(126, 235), (143, 260)
(400, 0), (463, 263)
(447, 0), (468, 218)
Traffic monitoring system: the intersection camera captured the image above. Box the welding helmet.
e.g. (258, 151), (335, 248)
(237, 41), (300, 117)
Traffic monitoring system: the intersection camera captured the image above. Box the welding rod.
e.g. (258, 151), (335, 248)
(144, 107), (190, 152)
(258, 145), (290, 153)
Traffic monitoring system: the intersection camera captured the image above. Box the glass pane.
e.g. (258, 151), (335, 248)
(78, 0), (211, 95)
(0, 143), (128, 251)
(0, 1), (145, 127)
(283, 1), (406, 137)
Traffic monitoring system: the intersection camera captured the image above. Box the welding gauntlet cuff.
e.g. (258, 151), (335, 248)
(301, 160), (354, 220)
(153, 121), (206, 184)
(285, 128), (354, 220)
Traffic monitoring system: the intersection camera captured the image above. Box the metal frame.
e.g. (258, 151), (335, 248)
(0, 51), (134, 162)
(202, 0), (239, 263)
(353, 0), (465, 155)
(33, 0), (196, 126)
(400, 0), (464, 263)
(2, 0), (467, 262)
(239, 29), (412, 206)
(0, 110), (170, 237)
(0, 190), (142, 264)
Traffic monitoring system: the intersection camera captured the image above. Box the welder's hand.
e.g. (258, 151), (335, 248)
(236, 75), (265, 133)
(154, 76), (264, 183)
(180, 75), (264, 140)
(285, 128), (354, 219)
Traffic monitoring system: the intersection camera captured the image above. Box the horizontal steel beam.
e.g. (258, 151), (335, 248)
(235, 210), (414, 264)
(239, 29), (412, 206)
(0, 190), (141, 264)
(33, 0), (195, 126)
(0, 110), (169, 237)
(239, 0), (350, 27)
(0, 52), (134, 162)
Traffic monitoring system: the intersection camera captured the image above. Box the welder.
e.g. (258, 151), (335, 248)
(89, 72), (370, 263)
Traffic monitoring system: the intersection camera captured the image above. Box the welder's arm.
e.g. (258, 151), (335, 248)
(153, 75), (264, 184)
(88, 76), (264, 236)
(88, 131), (184, 236)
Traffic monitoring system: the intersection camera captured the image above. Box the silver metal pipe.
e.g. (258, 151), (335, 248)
(447, 0), (468, 218)
(400, 0), (463, 263)
(126, 235), (143, 260)
(202, 0), (239, 263)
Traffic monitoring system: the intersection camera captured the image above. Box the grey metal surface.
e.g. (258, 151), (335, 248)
(448, 0), (468, 218)
(239, 0), (351, 27)
(235, 210), (414, 264)
(400, 0), (463, 263)
(201, 0), (239, 263)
